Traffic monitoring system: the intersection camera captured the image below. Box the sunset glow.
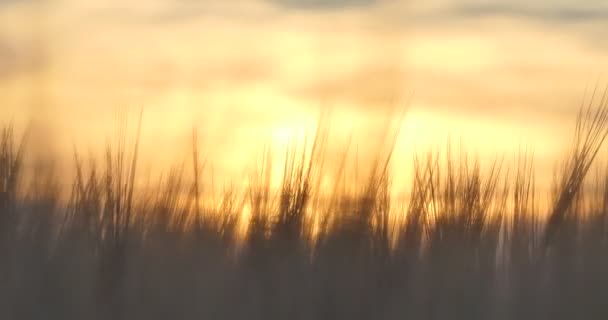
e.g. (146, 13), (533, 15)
(1, 0), (607, 189)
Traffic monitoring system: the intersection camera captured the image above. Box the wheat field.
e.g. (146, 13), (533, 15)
(1, 96), (608, 320)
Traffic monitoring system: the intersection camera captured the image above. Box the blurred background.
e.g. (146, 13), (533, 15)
(1, 0), (607, 190)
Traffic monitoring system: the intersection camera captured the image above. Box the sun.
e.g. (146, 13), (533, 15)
(270, 114), (317, 153)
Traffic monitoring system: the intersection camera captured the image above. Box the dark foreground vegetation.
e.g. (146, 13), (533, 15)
(1, 97), (608, 320)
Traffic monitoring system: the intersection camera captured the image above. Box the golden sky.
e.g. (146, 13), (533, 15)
(1, 0), (608, 190)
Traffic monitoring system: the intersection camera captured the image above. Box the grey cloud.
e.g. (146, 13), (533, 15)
(0, 39), (45, 81)
(87, 5), (213, 25)
(0, 0), (30, 5)
(269, 0), (376, 10)
(442, 3), (608, 23)
(87, 2), (274, 26)
(403, 2), (608, 53)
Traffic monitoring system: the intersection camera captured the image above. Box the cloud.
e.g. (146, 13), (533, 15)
(45, 1), (272, 27)
(0, 0), (29, 5)
(284, 58), (590, 123)
(269, 0), (376, 10)
(287, 64), (407, 107)
(0, 38), (45, 81)
(441, 2), (608, 24)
